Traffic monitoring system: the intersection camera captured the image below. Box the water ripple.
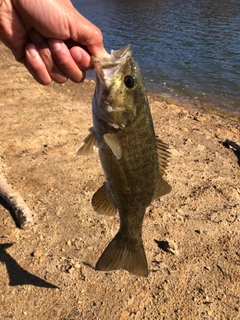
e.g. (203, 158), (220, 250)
(73, 0), (240, 116)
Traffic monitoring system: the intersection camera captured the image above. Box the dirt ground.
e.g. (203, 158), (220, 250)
(0, 42), (240, 320)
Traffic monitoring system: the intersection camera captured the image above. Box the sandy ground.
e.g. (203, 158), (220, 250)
(0, 42), (240, 320)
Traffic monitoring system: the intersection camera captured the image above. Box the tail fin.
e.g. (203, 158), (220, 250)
(95, 232), (148, 277)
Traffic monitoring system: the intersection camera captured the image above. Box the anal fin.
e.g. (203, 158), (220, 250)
(92, 183), (117, 216)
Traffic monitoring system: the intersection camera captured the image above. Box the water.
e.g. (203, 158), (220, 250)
(72, 0), (240, 117)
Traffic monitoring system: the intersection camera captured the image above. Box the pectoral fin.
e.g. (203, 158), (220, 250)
(77, 127), (97, 155)
(103, 133), (122, 159)
(92, 183), (118, 216)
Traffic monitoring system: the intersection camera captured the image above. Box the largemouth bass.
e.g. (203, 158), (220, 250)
(77, 45), (171, 277)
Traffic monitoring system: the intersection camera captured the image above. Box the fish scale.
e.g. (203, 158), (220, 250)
(77, 45), (171, 277)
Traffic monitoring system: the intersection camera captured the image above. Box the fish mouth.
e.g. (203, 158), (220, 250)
(92, 45), (132, 81)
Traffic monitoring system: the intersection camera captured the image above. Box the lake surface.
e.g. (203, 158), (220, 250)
(72, 0), (240, 117)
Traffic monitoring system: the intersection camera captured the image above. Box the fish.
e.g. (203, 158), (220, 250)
(77, 45), (171, 277)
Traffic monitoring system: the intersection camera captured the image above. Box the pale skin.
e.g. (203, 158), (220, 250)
(0, 0), (107, 84)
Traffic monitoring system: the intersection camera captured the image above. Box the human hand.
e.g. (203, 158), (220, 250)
(0, 0), (107, 84)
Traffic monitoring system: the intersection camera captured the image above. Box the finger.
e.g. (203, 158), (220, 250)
(25, 43), (52, 85)
(70, 15), (105, 58)
(30, 30), (67, 83)
(48, 39), (85, 83)
(69, 46), (93, 71)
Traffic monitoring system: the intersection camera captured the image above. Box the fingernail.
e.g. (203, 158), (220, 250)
(73, 49), (82, 63)
(27, 45), (38, 57)
(50, 40), (63, 52)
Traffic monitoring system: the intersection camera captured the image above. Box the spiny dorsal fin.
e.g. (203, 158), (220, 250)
(92, 183), (118, 216)
(154, 138), (172, 198)
(156, 138), (171, 176)
(103, 132), (122, 159)
(76, 127), (98, 155)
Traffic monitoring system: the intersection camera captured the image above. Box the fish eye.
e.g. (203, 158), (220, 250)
(124, 76), (135, 88)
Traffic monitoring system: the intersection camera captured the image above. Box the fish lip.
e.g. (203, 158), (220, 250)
(110, 44), (132, 60)
(92, 45), (132, 81)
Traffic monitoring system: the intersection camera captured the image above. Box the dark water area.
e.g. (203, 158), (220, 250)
(73, 0), (240, 118)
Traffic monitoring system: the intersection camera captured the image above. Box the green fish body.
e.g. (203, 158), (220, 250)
(78, 45), (171, 277)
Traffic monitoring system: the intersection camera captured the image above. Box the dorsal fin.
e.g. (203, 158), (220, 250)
(154, 138), (172, 199)
(76, 127), (98, 155)
(156, 138), (171, 176)
(154, 176), (172, 199)
(103, 132), (122, 159)
(92, 183), (118, 216)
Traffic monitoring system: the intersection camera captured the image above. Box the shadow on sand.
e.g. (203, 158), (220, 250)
(0, 243), (58, 288)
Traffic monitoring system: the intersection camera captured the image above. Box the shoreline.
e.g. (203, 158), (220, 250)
(86, 74), (240, 123)
(147, 89), (240, 123)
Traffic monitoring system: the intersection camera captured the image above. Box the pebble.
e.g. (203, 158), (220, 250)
(120, 311), (130, 320)
(68, 266), (74, 274)
(31, 250), (43, 258)
(164, 239), (179, 256)
(204, 266), (211, 271)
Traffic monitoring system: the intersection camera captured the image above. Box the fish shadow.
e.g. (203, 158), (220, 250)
(0, 243), (58, 288)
